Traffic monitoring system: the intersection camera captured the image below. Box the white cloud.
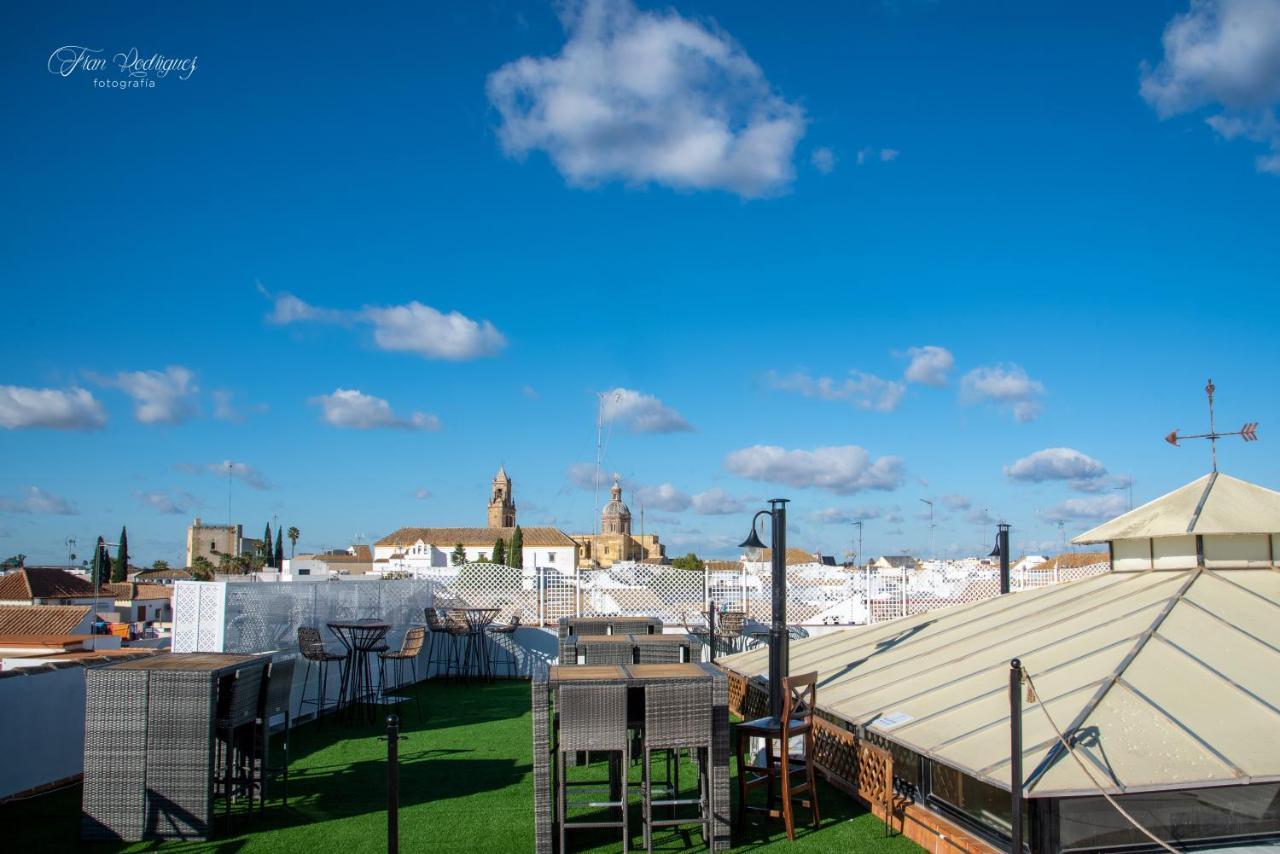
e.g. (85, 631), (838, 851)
(414, 488), (432, 500)
(101, 366), (199, 424)
(176, 460), (273, 491)
(724, 445), (905, 494)
(137, 490), (196, 515)
(814, 505), (883, 524)
(1005, 447), (1107, 483)
(0, 486), (78, 515)
(601, 387), (692, 432)
(212, 390), (266, 423)
(856, 146), (899, 165)
(810, 146), (837, 174)
(939, 494), (971, 511)
(0, 385), (106, 430)
(486, 0), (806, 198)
(1141, 0), (1280, 173)
(362, 302), (507, 360)
(691, 487), (749, 515)
(965, 507), (999, 526)
(309, 389), (441, 431)
(766, 370), (905, 412)
(959, 363), (1045, 422)
(522, 384), (540, 400)
(566, 462), (601, 490)
(1042, 495), (1127, 523)
(903, 345), (954, 386)
(880, 148), (899, 162)
(634, 482), (692, 512)
(262, 288), (505, 361)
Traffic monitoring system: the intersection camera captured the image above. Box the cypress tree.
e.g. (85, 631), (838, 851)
(263, 522), (273, 566)
(90, 536), (106, 587)
(275, 528), (284, 568)
(492, 538), (506, 565)
(112, 526), (129, 582)
(508, 526), (524, 568)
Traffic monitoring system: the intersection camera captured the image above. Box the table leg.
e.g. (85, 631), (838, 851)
(532, 681), (552, 854)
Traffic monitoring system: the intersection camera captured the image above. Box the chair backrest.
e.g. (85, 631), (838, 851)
(444, 610), (470, 633)
(557, 684), (627, 752)
(297, 626), (328, 661)
(400, 626), (426, 656)
(425, 609), (446, 631)
(645, 681), (711, 750)
(718, 610), (746, 637)
(582, 641), (635, 666)
(219, 663), (266, 730)
(782, 671), (818, 728)
(263, 656), (297, 718)
(506, 614), (522, 630)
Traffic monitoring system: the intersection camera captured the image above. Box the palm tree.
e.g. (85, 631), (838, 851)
(287, 526), (300, 558)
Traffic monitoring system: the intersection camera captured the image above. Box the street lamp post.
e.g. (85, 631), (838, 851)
(738, 498), (789, 718)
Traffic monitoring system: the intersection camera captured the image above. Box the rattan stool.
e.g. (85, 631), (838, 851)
(557, 684), (629, 853)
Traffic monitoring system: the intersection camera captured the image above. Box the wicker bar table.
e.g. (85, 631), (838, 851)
(560, 633), (704, 665)
(81, 652), (266, 842)
(532, 662), (729, 853)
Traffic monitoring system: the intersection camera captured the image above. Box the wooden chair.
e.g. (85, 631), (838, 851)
(735, 671), (821, 840)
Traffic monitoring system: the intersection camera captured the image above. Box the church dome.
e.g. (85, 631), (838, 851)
(601, 477), (632, 534)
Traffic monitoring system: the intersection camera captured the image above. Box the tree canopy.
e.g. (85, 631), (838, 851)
(671, 552), (705, 571)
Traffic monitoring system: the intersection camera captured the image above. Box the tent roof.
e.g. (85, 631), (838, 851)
(1074, 472), (1280, 543)
(717, 566), (1280, 797)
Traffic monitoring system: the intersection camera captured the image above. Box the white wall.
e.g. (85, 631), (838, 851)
(372, 542), (576, 574)
(0, 665), (89, 800)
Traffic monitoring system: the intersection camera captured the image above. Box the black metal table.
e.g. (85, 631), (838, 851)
(328, 620), (391, 722)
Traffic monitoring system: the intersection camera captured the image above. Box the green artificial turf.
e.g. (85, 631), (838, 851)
(0, 680), (923, 853)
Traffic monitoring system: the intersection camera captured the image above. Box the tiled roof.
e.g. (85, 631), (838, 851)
(0, 568), (97, 601)
(0, 605), (92, 635)
(376, 526), (576, 547)
(758, 547), (820, 566)
(131, 567), (193, 581)
(100, 583), (173, 601)
(1041, 551), (1110, 570)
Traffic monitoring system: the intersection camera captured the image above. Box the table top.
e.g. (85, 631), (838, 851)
(327, 620), (391, 630)
(107, 653), (262, 673)
(560, 615), (659, 624)
(631, 633), (698, 645)
(546, 662), (717, 684)
(569, 633), (697, 645)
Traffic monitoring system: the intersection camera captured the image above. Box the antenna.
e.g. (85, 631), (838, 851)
(1165, 378), (1259, 472)
(919, 498), (934, 560)
(226, 461), (233, 526)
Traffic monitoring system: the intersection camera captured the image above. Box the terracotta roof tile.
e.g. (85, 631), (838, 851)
(0, 605), (92, 635)
(376, 526), (576, 548)
(0, 568), (96, 601)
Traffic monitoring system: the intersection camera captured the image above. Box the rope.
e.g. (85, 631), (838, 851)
(1021, 668), (1180, 853)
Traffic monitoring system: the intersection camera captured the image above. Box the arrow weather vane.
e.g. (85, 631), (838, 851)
(1165, 378), (1259, 472)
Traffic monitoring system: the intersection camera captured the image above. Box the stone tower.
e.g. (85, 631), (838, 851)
(488, 466), (516, 528)
(601, 476), (632, 535)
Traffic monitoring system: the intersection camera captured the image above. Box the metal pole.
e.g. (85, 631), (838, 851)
(1009, 659), (1023, 854)
(708, 603), (717, 663)
(768, 498), (789, 718)
(386, 714), (401, 854)
(998, 524), (1011, 594)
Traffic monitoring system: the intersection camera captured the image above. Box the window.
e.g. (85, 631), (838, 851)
(1059, 783), (1280, 852)
(546, 552), (555, 563)
(930, 762), (1028, 843)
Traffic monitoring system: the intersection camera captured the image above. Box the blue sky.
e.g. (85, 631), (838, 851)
(2, 0), (1278, 567)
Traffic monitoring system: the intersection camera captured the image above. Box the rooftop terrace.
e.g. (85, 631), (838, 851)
(1, 679), (923, 853)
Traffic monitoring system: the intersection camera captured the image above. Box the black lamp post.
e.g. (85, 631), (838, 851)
(991, 523), (1011, 594)
(739, 498), (789, 718)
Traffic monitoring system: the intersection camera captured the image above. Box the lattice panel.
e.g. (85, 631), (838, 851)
(857, 741), (894, 820)
(577, 565), (705, 625)
(424, 562), (535, 623)
(812, 716), (859, 792)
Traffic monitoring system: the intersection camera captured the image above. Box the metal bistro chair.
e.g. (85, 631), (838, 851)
(735, 671), (821, 841)
(213, 663), (266, 823)
(642, 681), (713, 853)
(486, 614), (522, 678)
(297, 626), (346, 720)
(379, 626), (426, 722)
(247, 656), (296, 812)
(557, 684), (629, 853)
(424, 608), (456, 679)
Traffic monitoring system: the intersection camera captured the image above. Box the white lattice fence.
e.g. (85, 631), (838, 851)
(577, 566), (707, 626)
(423, 562), (536, 623)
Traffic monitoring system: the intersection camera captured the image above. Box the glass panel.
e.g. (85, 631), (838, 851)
(1059, 783), (1280, 851)
(930, 764), (1029, 842)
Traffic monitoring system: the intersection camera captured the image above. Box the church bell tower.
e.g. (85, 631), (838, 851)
(488, 466), (516, 528)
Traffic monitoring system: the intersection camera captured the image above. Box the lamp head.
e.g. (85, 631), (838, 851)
(738, 527), (767, 551)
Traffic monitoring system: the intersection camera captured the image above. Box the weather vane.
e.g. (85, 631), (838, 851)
(1164, 378), (1258, 472)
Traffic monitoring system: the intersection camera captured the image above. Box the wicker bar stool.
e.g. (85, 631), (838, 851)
(297, 626), (346, 720)
(486, 615), (521, 677)
(581, 640), (636, 666)
(557, 684), (629, 853)
(444, 609), (475, 679)
(247, 656), (296, 812)
(735, 671), (821, 840)
(635, 642), (682, 665)
(642, 681), (712, 852)
(378, 626), (426, 722)
(213, 664), (266, 822)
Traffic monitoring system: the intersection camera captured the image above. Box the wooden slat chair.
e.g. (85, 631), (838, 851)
(735, 671), (822, 840)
